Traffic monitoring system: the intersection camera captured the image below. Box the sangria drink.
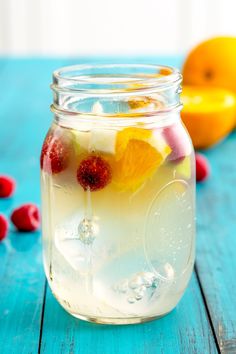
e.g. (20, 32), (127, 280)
(41, 64), (195, 324)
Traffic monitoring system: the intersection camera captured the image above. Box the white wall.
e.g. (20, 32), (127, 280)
(0, 0), (236, 56)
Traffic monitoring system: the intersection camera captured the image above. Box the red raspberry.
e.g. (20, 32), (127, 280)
(0, 214), (8, 241)
(77, 156), (111, 191)
(196, 153), (210, 182)
(0, 175), (16, 198)
(40, 132), (69, 174)
(163, 124), (191, 162)
(11, 204), (40, 232)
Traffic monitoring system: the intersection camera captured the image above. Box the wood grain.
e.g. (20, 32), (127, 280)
(0, 57), (225, 354)
(196, 132), (236, 353)
(0, 58), (64, 354)
(40, 273), (217, 354)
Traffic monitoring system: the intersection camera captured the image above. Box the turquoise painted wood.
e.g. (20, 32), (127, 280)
(0, 59), (66, 354)
(0, 57), (235, 353)
(40, 273), (217, 354)
(196, 133), (236, 353)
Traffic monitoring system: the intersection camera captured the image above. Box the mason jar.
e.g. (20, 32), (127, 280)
(40, 64), (195, 324)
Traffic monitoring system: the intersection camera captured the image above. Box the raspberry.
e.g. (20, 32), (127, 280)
(196, 153), (210, 182)
(40, 132), (69, 174)
(77, 156), (111, 191)
(163, 124), (191, 162)
(0, 214), (8, 241)
(0, 175), (16, 198)
(11, 204), (40, 232)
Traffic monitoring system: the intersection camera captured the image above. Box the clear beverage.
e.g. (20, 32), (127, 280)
(41, 64), (195, 324)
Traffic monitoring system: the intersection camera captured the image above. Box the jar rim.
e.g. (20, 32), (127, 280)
(52, 63), (182, 94)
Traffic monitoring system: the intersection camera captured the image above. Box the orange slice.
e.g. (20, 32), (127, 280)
(112, 127), (171, 190)
(128, 95), (164, 113)
(181, 86), (236, 149)
(128, 96), (157, 110)
(115, 127), (151, 160)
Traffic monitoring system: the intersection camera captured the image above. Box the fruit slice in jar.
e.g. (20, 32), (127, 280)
(115, 127), (152, 160)
(71, 100), (117, 156)
(162, 123), (192, 162)
(128, 95), (165, 113)
(40, 131), (70, 174)
(175, 156), (191, 179)
(71, 129), (90, 153)
(71, 128), (117, 155)
(77, 155), (112, 191)
(112, 127), (171, 191)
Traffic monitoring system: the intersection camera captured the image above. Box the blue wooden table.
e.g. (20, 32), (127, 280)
(0, 57), (235, 354)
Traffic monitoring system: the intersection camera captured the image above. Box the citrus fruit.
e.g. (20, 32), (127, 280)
(115, 127), (152, 160)
(113, 140), (164, 190)
(112, 127), (171, 190)
(128, 95), (164, 114)
(181, 86), (236, 149)
(182, 37), (236, 93)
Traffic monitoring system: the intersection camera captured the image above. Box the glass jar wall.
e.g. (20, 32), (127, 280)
(40, 64), (195, 324)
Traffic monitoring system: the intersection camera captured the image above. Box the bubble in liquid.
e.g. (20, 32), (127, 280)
(117, 279), (129, 293)
(77, 218), (98, 245)
(113, 271), (160, 305)
(128, 275), (143, 289)
(128, 297), (136, 304)
(135, 293), (143, 301)
(140, 272), (156, 288)
(133, 284), (144, 293)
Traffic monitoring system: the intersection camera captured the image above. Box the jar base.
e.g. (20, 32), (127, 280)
(67, 310), (171, 325)
(52, 288), (175, 325)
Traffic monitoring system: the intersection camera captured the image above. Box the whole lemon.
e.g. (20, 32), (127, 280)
(183, 37), (236, 92)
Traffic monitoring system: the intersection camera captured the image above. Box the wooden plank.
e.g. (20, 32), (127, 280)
(196, 132), (236, 353)
(40, 272), (217, 354)
(0, 58), (66, 353)
(0, 57), (219, 353)
(35, 56), (217, 353)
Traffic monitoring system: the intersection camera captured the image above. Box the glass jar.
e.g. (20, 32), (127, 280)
(40, 64), (195, 324)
